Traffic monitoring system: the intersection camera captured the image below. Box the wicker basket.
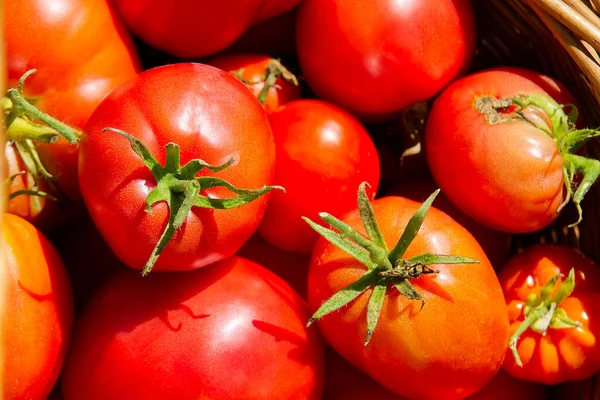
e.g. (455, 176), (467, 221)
(475, 1), (600, 399)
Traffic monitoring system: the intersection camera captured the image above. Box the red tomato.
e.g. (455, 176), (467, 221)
(309, 196), (509, 399)
(388, 178), (512, 269)
(78, 63), (276, 273)
(296, 0), (475, 121)
(61, 256), (325, 400)
(425, 67), (583, 233)
(207, 54), (300, 113)
(499, 244), (600, 384)
(259, 100), (380, 253)
(5, 0), (140, 230)
(323, 349), (547, 400)
(112, 0), (302, 58)
(237, 234), (311, 299)
(2, 213), (73, 400)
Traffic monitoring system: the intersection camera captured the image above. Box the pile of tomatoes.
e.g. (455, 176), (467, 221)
(5, 0), (600, 399)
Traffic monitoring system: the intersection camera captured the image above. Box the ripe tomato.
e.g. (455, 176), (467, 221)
(258, 100), (380, 253)
(237, 234), (311, 299)
(5, 0), (140, 230)
(323, 349), (547, 400)
(112, 0), (302, 58)
(207, 54), (300, 113)
(388, 178), (512, 269)
(79, 63), (276, 273)
(499, 244), (600, 384)
(308, 193), (509, 399)
(61, 256), (325, 400)
(425, 67), (590, 233)
(296, 0), (475, 121)
(2, 213), (73, 400)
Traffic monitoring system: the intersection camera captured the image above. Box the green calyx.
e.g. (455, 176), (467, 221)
(3, 69), (81, 205)
(303, 183), (480, 345)
(105, 128), (284, 277)
(476, 94), (600, 227)
(508, 268), (580, 367)
(230, 59), (298, 107)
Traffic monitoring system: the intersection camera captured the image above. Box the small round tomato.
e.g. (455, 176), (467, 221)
(296, 0), (475, 121)
(79, 63), (276, 273)
(207, 54), (300, 113)
(5, 0), (140, 230)
(323, 349), (547, 400)
(499, 244), (600, 384)
(112, 0), (302, 58)
(388, 178), (512, 269)
(2, 213), (73, 400)
(258, 100), (380, 253)
(61, 256), (325, 400)
(425, 67), (592, 233)
(307, 188), (509, 399)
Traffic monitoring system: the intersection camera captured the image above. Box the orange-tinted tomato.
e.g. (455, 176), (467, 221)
(309, 196), (509, 399)
(5, 0), (140, 230)
(499, 244), (600, 384)
(2, 214), (73, 399)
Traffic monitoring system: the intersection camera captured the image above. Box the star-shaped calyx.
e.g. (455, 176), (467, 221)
(105, 128), (283, 276)
(303, 183), (480, 344)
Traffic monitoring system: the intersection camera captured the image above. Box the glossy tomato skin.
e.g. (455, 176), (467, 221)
(323, 349), (547, 400)
(425, 68), (579, 233)
(2, 214), (73, 400)
(61, 256), (325, 400)
(296, 0), (475, 121)
(309, 196), (509, 400)
(388, 179), (512, 269)
(207, 54), (301, 113)
(499, 244), (600, 384)
(259, 100), (381, 253)
(112, 0), (301, 58)
(5, 0), (140, 229)
(79, 63), (276, 272)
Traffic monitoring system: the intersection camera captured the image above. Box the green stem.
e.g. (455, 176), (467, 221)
(7, 88), (80, 143)
(256, 59), (298, 106)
